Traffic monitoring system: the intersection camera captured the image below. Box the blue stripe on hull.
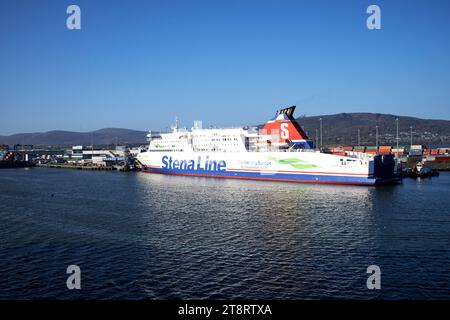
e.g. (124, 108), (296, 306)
(143, 167), (380, 186)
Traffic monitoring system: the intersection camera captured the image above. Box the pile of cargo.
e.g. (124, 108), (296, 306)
(426, 148), (450, 163)
(392, 147), (405, 155)
(321, 145), (449, 157)
(320, 144), (449, 171)
(321, 146), (344, 156)
(378, 146), (392, 155)
(430, 149), (440, 155)
(408, 145), (423, 156)
(353, 146), (366, 153)
(365, 146), (377, 155)
(427, 148), (449, 156)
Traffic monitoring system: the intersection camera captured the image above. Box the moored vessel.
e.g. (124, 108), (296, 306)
(137, 106), (399, 186)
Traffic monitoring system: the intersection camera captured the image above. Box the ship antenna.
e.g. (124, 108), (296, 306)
(175, 116), (179, 131)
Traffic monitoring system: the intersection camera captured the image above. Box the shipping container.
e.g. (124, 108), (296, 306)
(409, 150), (423, 156)
(434, 156), (450, 162)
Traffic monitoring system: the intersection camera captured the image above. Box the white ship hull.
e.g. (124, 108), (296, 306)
(137, 151), (395, 185)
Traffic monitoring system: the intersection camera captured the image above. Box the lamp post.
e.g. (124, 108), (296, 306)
(410, 126), (413, 148)
(315, 128), (319, 150)
(358, 129), (361, 146)
(319, 117), (323, 148)
(396, 118), (399, 159)
(376, 125), (379, 148)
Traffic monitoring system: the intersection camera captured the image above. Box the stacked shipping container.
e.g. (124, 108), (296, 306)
(320, 145), (448, 157)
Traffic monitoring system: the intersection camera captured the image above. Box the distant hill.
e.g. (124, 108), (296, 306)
(0, 128), (148, 148)
(296, 113), (450, 146)
(1, 113), (449, 148)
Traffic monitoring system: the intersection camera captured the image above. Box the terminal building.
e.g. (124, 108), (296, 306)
(64, 145), (145, 167)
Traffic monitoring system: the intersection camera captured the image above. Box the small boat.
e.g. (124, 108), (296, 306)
(410, 161), (439, 178)
(0, 160), (35, 169)
(415, 161), (431, 175)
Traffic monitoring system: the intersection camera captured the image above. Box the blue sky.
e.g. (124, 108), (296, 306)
(1, 0), (450, 134)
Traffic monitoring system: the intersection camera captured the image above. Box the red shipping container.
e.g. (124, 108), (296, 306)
(435, 156), (450, 162)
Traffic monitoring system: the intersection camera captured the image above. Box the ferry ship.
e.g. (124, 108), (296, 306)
(137, 106), (398, 186)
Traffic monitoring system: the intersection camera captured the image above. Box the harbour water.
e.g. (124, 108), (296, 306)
(0, 168), (449, 299)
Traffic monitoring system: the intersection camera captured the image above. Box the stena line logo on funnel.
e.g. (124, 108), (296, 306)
(161, 155), (226, 172)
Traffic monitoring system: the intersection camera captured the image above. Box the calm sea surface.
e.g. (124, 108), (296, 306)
(0, 168), (449, 299)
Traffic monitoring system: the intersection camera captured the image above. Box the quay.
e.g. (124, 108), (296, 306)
(36, 163), (116, 171)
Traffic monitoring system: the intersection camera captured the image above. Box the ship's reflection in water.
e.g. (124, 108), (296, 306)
(1, 169), (449, 299)
(133, 172), (450, 299)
